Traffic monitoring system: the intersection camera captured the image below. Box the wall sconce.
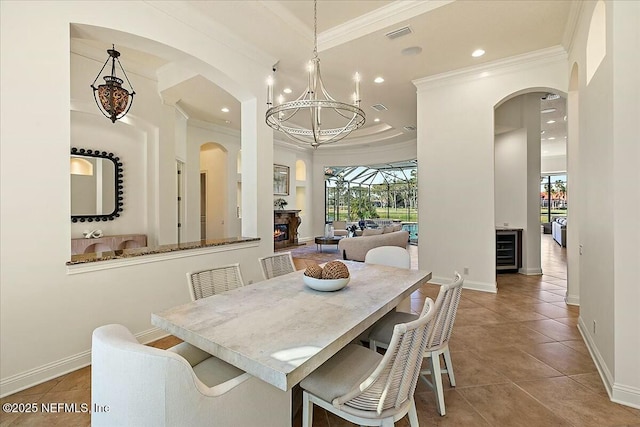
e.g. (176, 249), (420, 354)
(91, 45), (136, 123)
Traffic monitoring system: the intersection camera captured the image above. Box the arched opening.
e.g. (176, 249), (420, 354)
(586, 0), (606, 85)
(494, 89), (567, 280)
(200, 142), (228, 239)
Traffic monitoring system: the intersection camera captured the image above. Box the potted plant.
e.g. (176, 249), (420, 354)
(274, 198), (288, 210)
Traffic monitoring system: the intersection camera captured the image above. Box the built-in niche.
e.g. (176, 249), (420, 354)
(70, 147), (123, 222)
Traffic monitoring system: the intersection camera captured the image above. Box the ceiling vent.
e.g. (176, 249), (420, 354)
(385, 26), (412, 40)
(403, 125), (417, 132)
(371, 104), (388, 112)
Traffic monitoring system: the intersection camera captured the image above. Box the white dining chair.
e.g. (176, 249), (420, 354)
(186, 263), (245, 301)
(258, 252), (296, 280)
(92, 324), (288, 427)
(368, 272), (464, 416)
(365, 246), (412, 312)
(300, 298), (436, 427)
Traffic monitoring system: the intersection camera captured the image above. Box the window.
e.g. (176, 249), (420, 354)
(540, 174), (567, 223)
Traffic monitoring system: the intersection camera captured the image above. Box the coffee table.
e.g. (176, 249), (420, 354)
(314, 236), (342, 252)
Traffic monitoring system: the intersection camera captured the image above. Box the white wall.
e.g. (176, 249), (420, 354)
(70, 111), (147, 239)
(0, 1), (275, 396)
(541, 155), (567, 174)
(495, 129), (528, 228)
(414, 47), (567, 292)
(567, 0), (640, 407)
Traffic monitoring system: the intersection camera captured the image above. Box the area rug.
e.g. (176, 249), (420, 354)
(277, 241), (343, 267)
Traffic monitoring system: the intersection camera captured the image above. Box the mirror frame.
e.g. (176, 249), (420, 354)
(71, 147), (123, 223)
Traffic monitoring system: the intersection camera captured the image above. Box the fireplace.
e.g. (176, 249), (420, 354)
(274, 210), (301, 249)
(274, 224), (288, 242)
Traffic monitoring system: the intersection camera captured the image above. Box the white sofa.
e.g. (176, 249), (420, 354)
(552, 217), (567, 247)
(338, 230), (410, 262)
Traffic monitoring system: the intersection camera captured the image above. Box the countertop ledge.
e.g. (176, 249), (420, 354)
(67, 236), (261, 265)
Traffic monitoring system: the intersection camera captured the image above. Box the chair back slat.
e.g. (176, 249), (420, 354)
(259, 252), (295, 280)
(335, 298), (436, 415)
(428, 272), (463, 348)
(186, 264), (244, 300)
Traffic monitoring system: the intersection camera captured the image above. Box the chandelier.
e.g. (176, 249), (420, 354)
(91, 45), (136, 123)
(265, 0), (365, 148)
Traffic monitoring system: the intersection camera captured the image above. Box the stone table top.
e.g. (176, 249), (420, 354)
(152, 261), (432, 391)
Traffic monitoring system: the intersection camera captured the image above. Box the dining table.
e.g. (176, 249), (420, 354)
(151, 260), (432, 425)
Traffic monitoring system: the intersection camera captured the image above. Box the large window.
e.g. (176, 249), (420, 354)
(540, 174), (567, 223)
(324, 161), (417, 223)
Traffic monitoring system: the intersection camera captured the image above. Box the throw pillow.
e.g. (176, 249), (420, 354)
(382, 225), (394, 234)
(362, 228), (383, 236)
(392, 224), (403, 232)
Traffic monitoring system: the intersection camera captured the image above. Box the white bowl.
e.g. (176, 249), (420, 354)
(303, 275), (350, 292)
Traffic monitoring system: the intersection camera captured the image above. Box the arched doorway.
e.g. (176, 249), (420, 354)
(494, 89), (568, 281)
(200, 142), (228, 239)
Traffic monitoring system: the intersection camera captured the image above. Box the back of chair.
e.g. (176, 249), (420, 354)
(258, 252), (295, 280)
(428, 272), (463, 349)
(334, 298), (435, 415)
(186, 263), (244, 300)
(364, 246), (411, 269)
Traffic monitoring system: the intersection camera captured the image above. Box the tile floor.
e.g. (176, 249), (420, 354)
(2, 234), (639, 426)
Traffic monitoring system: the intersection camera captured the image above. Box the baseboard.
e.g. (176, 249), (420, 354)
(519, 267), (543, 275)
(612, 383), (640, 409)
(577, 318), (614, 397)
(298, 236), (313, 243)
(565, 293), (580, 306)
(0, 327), (168, 398)
(430, 275), (497, 293)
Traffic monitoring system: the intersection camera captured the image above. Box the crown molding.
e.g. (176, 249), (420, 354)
(145, 1), (276, 70)
(311, 137), (417, 159)
(318, 0), (454, 52)
(188, 118), (241, 138)
(413, 45), (568, 91)
(71, 42), (159, 81)
(259, 1), (313, 43)
(562, 0), (585, 54)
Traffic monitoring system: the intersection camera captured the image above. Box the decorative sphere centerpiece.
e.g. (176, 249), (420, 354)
(303, 261), (350, 291)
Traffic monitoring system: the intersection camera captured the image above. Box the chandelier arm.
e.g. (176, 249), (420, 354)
(263, 0), (365, 147)
(90, 56), (113, 87)
(115, 58), (136, 94)
(92, 92), (115, 120)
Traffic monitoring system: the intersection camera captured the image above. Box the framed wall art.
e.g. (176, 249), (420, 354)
(273, 164), (290, 196)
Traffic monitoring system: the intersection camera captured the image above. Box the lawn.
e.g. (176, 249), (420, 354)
(328, 207), (418, 222)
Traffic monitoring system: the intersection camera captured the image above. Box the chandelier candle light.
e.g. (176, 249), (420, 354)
(265, 0), (365, 148)
(91, 45), (136, 123)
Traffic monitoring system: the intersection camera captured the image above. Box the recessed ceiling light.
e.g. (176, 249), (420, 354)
(541, 130), (546, 134)
(221, 107), (230, 113)
(225, 120), (231, 124)
(541, 108), (556, 114)
(564, 115), (567, 121)
(472, 49), (485, 58)
(548, 137), (556, 140)
(401, 46), (422, 56)
(374, 118), (380, 122)
(546, 120), (556, 124)
(374, 77), (385, 84)
(283, 88), (292, 94)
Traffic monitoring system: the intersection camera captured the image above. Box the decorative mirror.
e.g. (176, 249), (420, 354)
(70, 147), (123, 222)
